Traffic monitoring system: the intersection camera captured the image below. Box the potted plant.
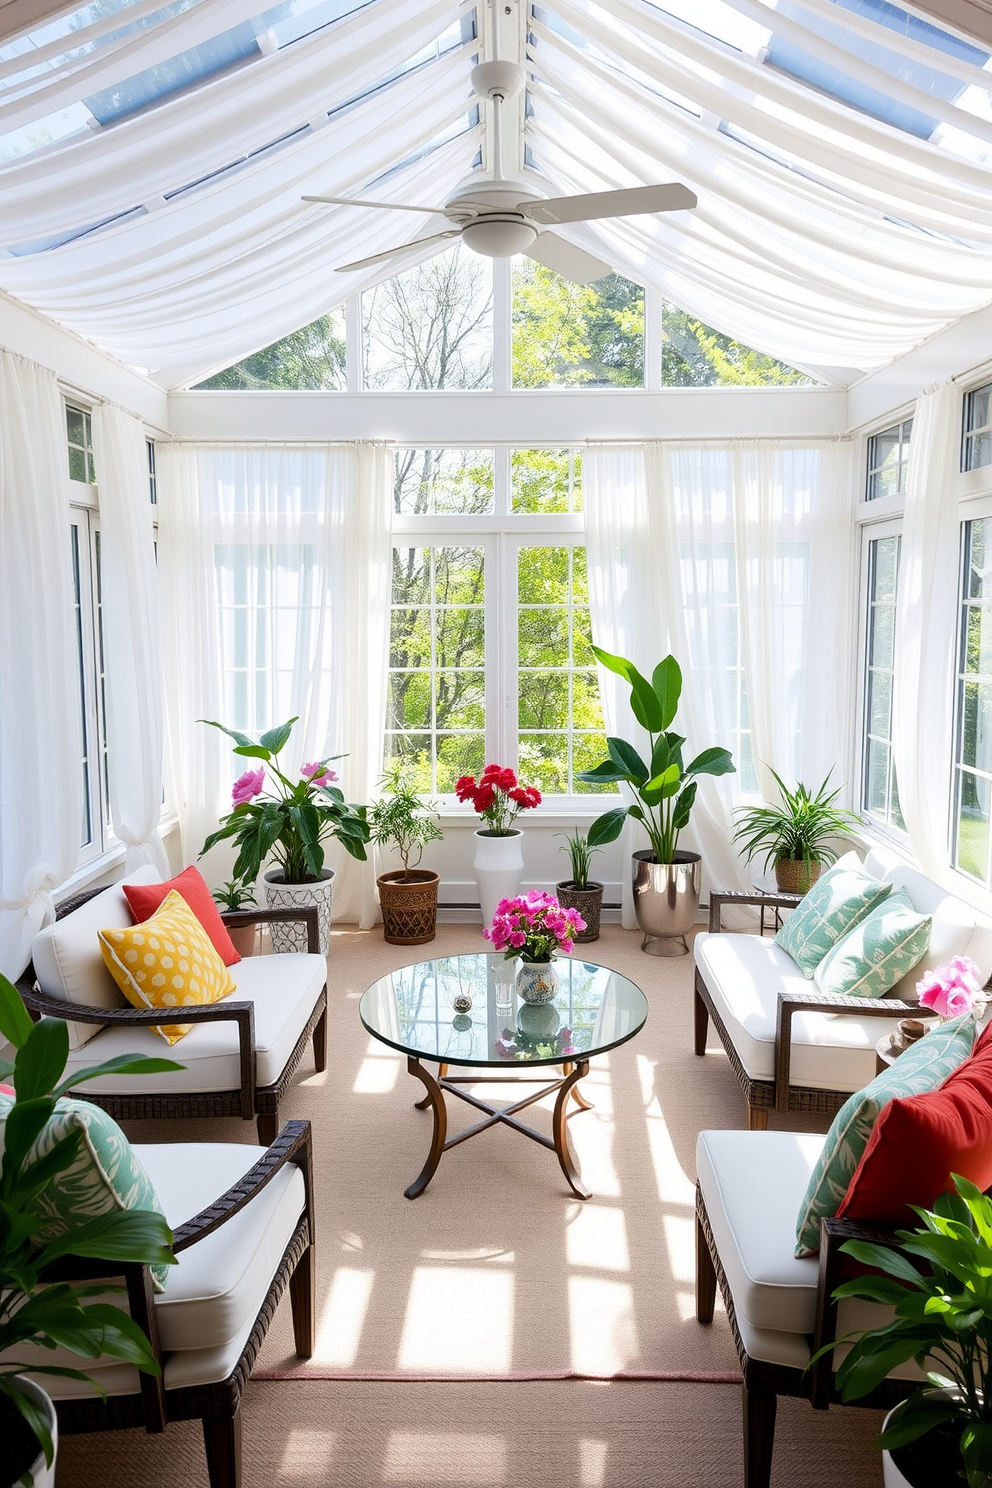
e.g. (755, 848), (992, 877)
(211, 877), (258, 958)
(200, 716), (369, 954)
(0, 973), (178, 1488)
(555, 829), (604, 943)
(368, 768), (444, 946)
(577, 649), (735, 956)
(817, 1173), (992, 1488)
(455, 765), (542, 928)
(732, 768), (860, 894)
(484, 891), (585, 1004)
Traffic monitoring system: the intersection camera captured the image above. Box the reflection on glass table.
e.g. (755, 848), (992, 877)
(359, 953), (648, 1201)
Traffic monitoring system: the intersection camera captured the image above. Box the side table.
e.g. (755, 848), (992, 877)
(751, 876), (802, 935)
(875, 1019), (939, 1075)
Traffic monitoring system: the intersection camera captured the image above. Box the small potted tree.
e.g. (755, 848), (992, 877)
(555, 829), (604, 943)
(368, 768), (444, 945)
(732, 768), (859, 894)
(211, 877), (258, 958)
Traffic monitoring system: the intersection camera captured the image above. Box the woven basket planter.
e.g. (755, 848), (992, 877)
(774, 858), (822, 895)
(555, 881), (604, 942)
(377, 870), (440, 945)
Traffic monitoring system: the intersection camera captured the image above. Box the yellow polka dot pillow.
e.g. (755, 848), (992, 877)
(98, 889), (236, 1044)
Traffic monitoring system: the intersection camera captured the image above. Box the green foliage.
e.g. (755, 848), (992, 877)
(195, 313), (346, 390)
(368, 766), (443, 876)
(512, 266), (644, 388)
(557, 828), (602, 889)
(810, 1176), (992, 1488)
(210, 878), (257, 912)
(732, 769), (860, 871)
(199, 715), (369, 881)
(662, 304), (811, 387)
(577, 648), (735, 861)
(0, 973), (180, 1473)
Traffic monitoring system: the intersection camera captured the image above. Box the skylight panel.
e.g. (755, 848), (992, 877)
(0, 100), (91, 160)
(82, 20), (262, 123)
(763, 35), (939, 136)
(826, 0), (989, 68)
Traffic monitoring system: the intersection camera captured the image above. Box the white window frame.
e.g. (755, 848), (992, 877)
(856, 517), (907, 841)
(390, 444), (613, 808)
(962, 379), (992, 475)
(950, 492), (992, 888)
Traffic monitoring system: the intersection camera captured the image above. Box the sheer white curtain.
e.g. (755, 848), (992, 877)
(0, 351), (82, 977)
(92, 403), (168, 876)
(891, 381), (961, 882)
(158, 443), (392, 927)
(585, 439), (853, 924)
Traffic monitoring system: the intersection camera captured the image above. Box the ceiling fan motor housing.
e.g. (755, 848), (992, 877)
(461, 215), (538, 258)
(470, 60), (525, 101)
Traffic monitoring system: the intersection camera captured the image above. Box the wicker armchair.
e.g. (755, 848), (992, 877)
(16, 872), (327, 1144)
(695, 1127), (917, 1488)
(20, 1121), (315, 1488)
(693, 847), (992, 1129)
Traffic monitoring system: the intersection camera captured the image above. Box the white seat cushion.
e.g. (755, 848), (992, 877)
(15, 1141), (306, 1398)
(60, 952), (326, 1093)
(696, 1128), (923, 1381)
(32, 867), (162, 1049)
(694, 931), (898, 1090)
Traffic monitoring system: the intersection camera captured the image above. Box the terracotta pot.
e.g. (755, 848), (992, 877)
(377, 869), (440, 945)
(555, 881), (604, 942)
(774, 858), (822, 895)
(227, 922), (258, 958)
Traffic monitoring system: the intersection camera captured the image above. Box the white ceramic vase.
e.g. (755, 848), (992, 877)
(263, 868), (334, 955)
(473, 828), (524, 928)
(9, 1379), (58, 1488)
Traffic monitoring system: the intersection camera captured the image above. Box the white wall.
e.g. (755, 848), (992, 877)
(848, 300), (992, 432)
(0, 291), (169, 429)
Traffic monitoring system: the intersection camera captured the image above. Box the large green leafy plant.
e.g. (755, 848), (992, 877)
(200, 716), (369, 884)
(819, 1175), (992, 1488)
(0, 973), (178, 1483)
(577, 649), (735, 862)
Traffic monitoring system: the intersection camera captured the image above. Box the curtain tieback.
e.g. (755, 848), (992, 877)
(0, 870), (58, 915)
(116, 826), (159, 848)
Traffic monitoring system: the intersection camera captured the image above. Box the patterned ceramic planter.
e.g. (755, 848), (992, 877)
(516, 958), (559, 1005)
(263, 868), (334, 955)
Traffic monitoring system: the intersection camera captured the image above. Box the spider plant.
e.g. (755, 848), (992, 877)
(732, 769), (859, 874)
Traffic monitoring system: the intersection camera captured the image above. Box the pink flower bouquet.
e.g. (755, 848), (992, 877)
(916, 955), (984, 1019)
(484, 890), (585, 962)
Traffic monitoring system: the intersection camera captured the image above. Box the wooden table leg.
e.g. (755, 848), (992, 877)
(552, 1060), (591, 1200)
(414, 1061), (447, 1110)
(562, 1060), (593, 1111)
(405, 1057), (447, 1199)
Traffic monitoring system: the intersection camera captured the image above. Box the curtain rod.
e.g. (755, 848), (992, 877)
(583, 434), (852, 446)
(166, 438), (395, 448)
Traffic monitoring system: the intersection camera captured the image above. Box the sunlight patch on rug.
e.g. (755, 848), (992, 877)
(398, 1268), (514, 1372)
(315, 1268), (375, 1367)
(568, 1276), (640, 1374)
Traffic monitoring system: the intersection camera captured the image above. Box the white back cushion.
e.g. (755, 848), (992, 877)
(32, 867), (162, 1049)
(862, 847), (992, 999)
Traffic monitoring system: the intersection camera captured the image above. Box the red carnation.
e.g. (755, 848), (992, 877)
(497, 767), (517, 791)
(474, 783), (496, 812)
(455, 775), (478, 803)
(480, 763), (502, 783)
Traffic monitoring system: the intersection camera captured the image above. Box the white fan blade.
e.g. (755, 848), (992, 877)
(523, 184), (697, 225)
(334, 230), (460, 273)
(526, 233), (613, 285)
(303, 195), (443, 215)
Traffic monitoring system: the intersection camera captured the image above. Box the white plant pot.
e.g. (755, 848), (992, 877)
(882, 1450), (913, 1488)
(6, 1378), (58, 1488)
(263, 868), (334, 955)
(472, 828), (524, 928)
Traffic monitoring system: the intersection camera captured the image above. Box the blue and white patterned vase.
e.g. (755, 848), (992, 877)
(516, 958), (559, 1005)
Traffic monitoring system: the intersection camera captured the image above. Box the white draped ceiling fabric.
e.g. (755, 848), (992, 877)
(0, 0), (991, 384)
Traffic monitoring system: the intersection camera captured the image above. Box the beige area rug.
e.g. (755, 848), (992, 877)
(58, 924), (886, 1487)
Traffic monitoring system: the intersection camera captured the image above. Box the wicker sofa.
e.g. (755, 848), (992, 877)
(16, 868), (327, 1143)
(693, 847), (992, 1128)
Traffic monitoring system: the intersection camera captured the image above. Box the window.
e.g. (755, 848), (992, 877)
(193, 308), (346, 390)
(147, 438), (158, 504)
(363, 245), (493, 390)
(963, 381), (992, 473)
(862, 532), (905, 831)
(661, 303), (811, 386)
(952, 515), (992, 883)
(511, 267), (644, 388)
(67, 400), (110, 859)
(866, 418), (913, 500)
(66, 402), (96, 484)
(387, 448), (611, 798)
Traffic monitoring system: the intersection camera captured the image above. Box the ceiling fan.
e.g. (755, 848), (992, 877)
(302, 58), (697, 285)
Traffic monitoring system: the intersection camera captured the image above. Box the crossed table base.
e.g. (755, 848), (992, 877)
(404, 1056), (593, 1200)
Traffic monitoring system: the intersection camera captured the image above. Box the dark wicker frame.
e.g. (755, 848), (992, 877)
(695, 1182), (913, 1488)
(16, 890), (328, 1145)
(694, 890), (916, 1129)
(47, 1120), (315, 1488)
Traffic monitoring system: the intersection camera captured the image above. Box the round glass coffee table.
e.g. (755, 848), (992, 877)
(360, 953), (648, 1201)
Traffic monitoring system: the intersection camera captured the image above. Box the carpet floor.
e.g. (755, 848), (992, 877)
(56, 923), (886, 1487)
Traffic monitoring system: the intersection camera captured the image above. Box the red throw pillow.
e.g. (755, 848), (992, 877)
(838, 1035), (992, 1227)
(123, 865), (241, 966)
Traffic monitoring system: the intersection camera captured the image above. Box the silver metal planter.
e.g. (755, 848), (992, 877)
(632, 849), (701, 956)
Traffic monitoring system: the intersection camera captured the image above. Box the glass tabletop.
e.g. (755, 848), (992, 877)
(359, 953), (648, 1068)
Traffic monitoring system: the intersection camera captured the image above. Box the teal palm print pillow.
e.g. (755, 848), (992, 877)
(776, 861), (892, 977)
(813, 886), (931, 1001)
